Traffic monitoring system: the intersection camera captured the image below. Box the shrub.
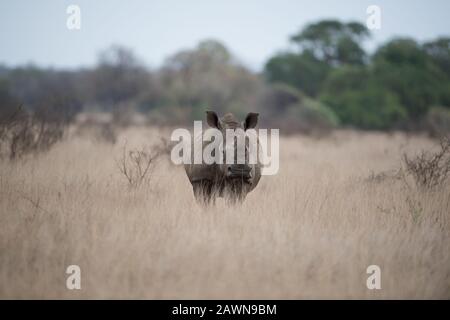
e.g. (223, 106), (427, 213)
(116, 141), (168, 188)
(424, 106), (450, 138)
(260, 83), (304, 116)
(0, 105), (66, 159)
(282, 98), (339, 135)
(403, 137), (450, 189)
(260, 83), (338, 134)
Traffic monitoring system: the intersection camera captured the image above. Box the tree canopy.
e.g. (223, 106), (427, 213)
(1, 19), (450, 134)
(264, 20), (450, 132)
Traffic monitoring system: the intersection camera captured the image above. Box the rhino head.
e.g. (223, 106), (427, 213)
(206, 110), (259, 182)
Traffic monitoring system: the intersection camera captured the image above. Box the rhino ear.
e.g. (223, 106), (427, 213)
(244, 112), (259, 130)
(206, 111), (221, 129)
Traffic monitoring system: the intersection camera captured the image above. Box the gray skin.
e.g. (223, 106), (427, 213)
(184, 111), (262, 205)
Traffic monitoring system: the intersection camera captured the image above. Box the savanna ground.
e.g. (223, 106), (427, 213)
(0, 127), (449, 299)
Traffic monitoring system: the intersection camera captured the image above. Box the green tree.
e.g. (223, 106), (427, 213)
(423, 37), (450, 107)
(373, 38), (444, 120)
(424, 37), (450, 77)
(320, 66), (407, 129)
(264, 51), (329, 97)
(264, 20), (370, 98)
(290, 20), (370, 66)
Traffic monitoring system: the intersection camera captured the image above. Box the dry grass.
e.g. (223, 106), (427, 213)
(0, 128), (449, 299)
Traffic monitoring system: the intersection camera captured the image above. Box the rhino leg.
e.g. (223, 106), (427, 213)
(192, 180), (216, 206)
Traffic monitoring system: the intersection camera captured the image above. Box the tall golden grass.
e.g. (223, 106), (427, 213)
(0, 128), (449, 298)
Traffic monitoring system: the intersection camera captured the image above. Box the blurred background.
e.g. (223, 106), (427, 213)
(1, 0), (450, 139)
(2, 2), (450, 299)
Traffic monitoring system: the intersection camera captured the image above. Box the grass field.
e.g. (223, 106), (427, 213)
(0, 128), (449, 299)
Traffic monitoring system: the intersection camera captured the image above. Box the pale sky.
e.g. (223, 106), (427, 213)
(1, 0), (449, 71)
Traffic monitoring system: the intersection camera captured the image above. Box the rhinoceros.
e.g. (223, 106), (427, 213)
(184, 111), (262, 205)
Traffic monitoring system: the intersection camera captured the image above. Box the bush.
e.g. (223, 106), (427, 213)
(0, 105), (66, 160)
(115, 140), (170, 189)
(260, 83), (304, 116)
(260, 83), (338, 134)
(424, 106), (450, 138)
(403, 137), (450, 189)
(284, 98), (339, 134)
